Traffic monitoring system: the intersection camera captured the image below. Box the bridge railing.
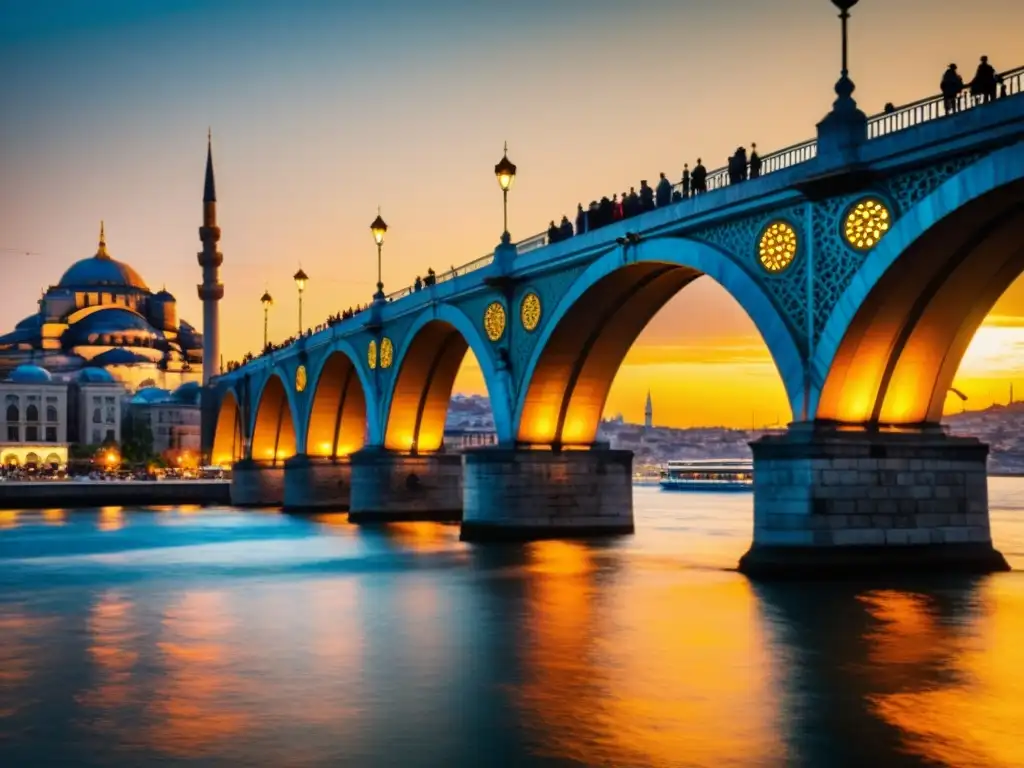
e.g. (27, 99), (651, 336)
(867, 65), (1024, 139)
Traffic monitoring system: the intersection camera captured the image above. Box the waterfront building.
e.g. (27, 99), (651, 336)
(0, 364), (69, 468)
(443, 427), (498, 451)
(126, 382), (202, 455)
(69, 367), (129, 446)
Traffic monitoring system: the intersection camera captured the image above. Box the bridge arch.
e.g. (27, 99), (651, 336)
(515, 237), (804, 445)
(250, 371), (299, 465)
(210, 388), (245, 466)
(813, 142), (1024, 425)
(382, 303), (514, 451)
(304, 342), (376, 458)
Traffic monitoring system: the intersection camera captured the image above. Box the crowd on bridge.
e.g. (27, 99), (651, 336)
(941, 56), (1007, 115)
(546, 143), (763, 243)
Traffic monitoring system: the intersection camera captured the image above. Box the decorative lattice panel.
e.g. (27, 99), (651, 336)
(884, 152), (983, 212)
(693, 205), (809, 346)
(811, 195), (862, 344)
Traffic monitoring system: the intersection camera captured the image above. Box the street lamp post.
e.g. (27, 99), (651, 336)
(831, 0), (859, 77)
(260, 289), (273, 350)
(494, 142), (517, 243)
(293, 268), (308, 334)
(370, 208), (388, 301)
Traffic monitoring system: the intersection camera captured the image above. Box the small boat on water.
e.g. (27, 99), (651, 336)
(659, 459), (753, 492)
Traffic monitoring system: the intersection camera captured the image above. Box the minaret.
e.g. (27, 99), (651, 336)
(644, 389), (653, 429)
(197, 130), (223, 384)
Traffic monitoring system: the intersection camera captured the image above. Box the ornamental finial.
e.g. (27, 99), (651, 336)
(97, 220), (110, 259)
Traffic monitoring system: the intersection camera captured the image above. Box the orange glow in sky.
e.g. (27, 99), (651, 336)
(3, 0), (1023, 428)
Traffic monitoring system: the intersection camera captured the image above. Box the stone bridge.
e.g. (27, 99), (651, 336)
(206, 58), (1024, 577)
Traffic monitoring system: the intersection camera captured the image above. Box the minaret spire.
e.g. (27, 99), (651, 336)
(644, 389), (653, 429)
(197, 131), (224, 384)
(204, 128), (217, 205)
(96, 220), (110, 259)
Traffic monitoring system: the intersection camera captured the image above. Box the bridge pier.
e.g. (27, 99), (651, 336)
(460, 447), (634, 541)
(348, 448), (463, 523)
(229, 458), (286, 507)
(740, 426), (1009, 578)
(282, 454), (352, 512)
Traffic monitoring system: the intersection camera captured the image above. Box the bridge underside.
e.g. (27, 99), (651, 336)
(817, 182), (1024, 426)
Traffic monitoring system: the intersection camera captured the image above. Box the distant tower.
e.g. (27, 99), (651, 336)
(197, 130), (223, 384)
(644, 389), (653, 429)
(1011, 382), (1015, 406)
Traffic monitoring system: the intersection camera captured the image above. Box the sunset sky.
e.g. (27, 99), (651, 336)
(2, 0), (1023, 428)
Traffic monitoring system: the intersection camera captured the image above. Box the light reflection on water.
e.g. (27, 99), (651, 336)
(0, 484), (1022, 767)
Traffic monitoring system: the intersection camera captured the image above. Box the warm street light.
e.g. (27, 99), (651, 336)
(494, 142), (517, 242)
(260, 289), (273, 349)
(370, 207), (388, 299)
(293, 268), (308, 334)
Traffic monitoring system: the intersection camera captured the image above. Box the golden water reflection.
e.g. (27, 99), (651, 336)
(515, 542), (784, 766)
(862, 583), (1024, 768)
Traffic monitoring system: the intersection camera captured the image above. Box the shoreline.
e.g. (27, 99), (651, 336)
(0, 480), (231, 510)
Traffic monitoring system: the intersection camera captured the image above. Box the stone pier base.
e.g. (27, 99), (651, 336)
(740, 427), (1009, 579)
(282, 454), (352, 512)
(348, 449), (463, 523)
(460, 447), (634, 541)
(229, 458), (286, 507)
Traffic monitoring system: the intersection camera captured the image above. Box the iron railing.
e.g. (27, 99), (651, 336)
(867, 65), (1024, 139)
(232, 64), (1023, 372)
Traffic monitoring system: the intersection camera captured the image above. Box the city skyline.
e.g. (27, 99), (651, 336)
(4, 0), (1024, 427)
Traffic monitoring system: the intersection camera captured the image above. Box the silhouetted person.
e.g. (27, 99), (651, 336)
(681, 164), (691, 198)
(727, 152), (740, 185)
(587, 200), (599, 231)
(883, 102), (896, 114)
(970, 55), (997, 104)
(547, 220), (560, 243)
(576, 203), (587, 235)
(426, 268), (436, 286)
(941, 63), (963, 114)
(749, 143), (761, 179)
(618, 187), (634, 218)
(736, 146), (748, 181)
(598, 195), (613, 227)
(639, 180), (654, 212)
(692, 158), (707, 194)
(559, 215), (573, 240)
(999, 75), (1007, 99)
(655, 172), (672, 207)
(612, 194), (623, 222)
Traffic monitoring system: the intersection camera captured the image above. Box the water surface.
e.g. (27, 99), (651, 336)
(2, 482), (1024, 767)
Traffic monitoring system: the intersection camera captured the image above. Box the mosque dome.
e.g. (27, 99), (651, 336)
(57, 223), (149, 290)
(76, 367), (116, 383)
(90, 348), (153, 367)
(7, 364), (53, 383)
(63, 308), (164, 347)
(171, 381), (202, 406)
(131, 387), (171, 404)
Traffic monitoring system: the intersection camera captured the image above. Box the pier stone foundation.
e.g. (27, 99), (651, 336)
(740, 427), (1009, 578)
(230, 458), (285, 507)
(460, 447), (634, 541)
(348, 449), (463, 523)
(282, 454), (352, 512)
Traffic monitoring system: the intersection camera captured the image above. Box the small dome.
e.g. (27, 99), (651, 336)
(76, 367), (116, 383)
(7, 364), (53, 383)
(90, 348), (151, 367)
(131, 387), (170, 404)
(153, 289), (176, 301)
(171, 381), (201, 405)
(64, 307), (164, 347)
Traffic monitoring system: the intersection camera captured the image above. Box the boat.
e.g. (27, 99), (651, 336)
(659, 459), (753, 492)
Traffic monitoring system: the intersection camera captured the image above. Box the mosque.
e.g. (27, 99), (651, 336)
(0, 223), (204, 391)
